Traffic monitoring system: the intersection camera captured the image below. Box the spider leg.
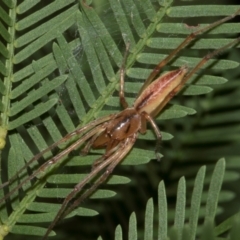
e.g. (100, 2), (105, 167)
(63, 136), (136, 218)
(41, 134), (137, 240)
(0, 124), (107, 204)
(180, 37), (240, 90)
(139, 8), (240, 94)
(91, 139), (121, 170)
(141, 112), (162, 161)
(0, 115), (113, 190)
(119, 42), (130, 109)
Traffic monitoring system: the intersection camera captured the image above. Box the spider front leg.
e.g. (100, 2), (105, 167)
(0, 115), (113, 192)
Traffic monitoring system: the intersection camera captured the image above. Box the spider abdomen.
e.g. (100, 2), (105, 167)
(134, 66), (188, 115)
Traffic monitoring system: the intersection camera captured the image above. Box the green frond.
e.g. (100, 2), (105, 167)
(112, 160), (240, 240)
(0, 0), (239, 239)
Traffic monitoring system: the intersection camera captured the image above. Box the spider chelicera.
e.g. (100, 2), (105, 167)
(0, 8), (240, 240)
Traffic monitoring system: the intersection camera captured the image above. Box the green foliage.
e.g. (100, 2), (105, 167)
(107, 160), (240, 240)
(0, 0), (239, 239)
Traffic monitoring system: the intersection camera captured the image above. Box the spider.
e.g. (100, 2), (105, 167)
(0, 8), (240, 240)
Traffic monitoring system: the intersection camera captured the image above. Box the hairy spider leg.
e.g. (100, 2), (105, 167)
(0, 115), (113, 191)
(139, 8), (240, 94)
(42, 134), (137, 240)
(0, 118), (113, 204)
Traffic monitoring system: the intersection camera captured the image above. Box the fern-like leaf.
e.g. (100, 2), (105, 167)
(112, 159), (240, 240)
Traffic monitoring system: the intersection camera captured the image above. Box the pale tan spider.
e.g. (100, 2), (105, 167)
(0, 8), (240, 240)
